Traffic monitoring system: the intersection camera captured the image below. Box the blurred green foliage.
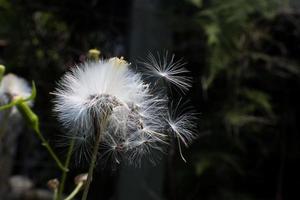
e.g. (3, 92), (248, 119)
(174, 0), (300, 199)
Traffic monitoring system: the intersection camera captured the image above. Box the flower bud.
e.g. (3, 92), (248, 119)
(88, 49), (101, 61)
(74, 173), (88, 186)
(47, 178), (59, 191)
(0, 64), (5, 82)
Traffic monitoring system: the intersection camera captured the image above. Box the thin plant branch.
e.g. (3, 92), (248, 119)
(58, 138), (76, 200)
(53, 189), (58, 200)
(81, 115), (108, 200)
(64, 182), (84, 200)
(33, 125), (68, 172)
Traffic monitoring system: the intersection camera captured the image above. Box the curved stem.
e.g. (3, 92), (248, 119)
(64, 182), (83, 200)
(15, 101), (68, 172)
(58, 138), (75, 200)
(81, 117), (107, 200)
(34, 126), (68, 172)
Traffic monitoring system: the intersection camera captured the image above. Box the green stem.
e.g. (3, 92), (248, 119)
(53, 189), (58, 200)
(81, 117), (107, 200)
(58, 138), (75, 200)
(16, 101), (68, 172)
(64, 182), (84, 200)
(34, 126), (68, 172)
(0, 64), (5, 83)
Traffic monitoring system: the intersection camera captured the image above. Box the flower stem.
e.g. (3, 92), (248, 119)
(16, 101), (68, 172)
(81, 116), (107, 200)
(53, 189), (58, 200)
(0, 64), (5, 83)
(64, 182), (83, 200)
(34, 126), (69, 172)
(58, 138), (75, 200)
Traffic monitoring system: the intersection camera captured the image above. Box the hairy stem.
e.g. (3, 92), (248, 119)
(81, 116), (107, 200)
(64, 182), (83, 200)
(58, 138), (75, 200)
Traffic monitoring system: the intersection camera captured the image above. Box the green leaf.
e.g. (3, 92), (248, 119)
(195, 159), (211, 176)
(204, 23), (220, 45)
(241, 89), (272, 114)
(187, 0), (203, 8)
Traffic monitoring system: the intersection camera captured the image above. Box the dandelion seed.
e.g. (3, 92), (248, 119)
(139, 52), (192, 92)
(166, 100), (198, 162)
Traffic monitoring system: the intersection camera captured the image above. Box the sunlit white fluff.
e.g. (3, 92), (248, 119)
(139, 52), (192, 92)
(53, 58), (167, 165)
(166, 101), (198, 162)
(0, 73), (31, 99)
(0, 73), (32, 114)
(54, 53), (198, 166)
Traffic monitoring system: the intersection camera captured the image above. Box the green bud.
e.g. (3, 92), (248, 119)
(0, 64), (5, 83)
(88, 49), (101, 61)
(16, 100), (39, 131)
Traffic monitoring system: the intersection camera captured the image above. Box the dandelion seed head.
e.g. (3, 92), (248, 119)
(53, 52), (197, 166)
(53, 58), (168, 165)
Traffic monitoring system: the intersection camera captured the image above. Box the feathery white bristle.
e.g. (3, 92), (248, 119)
(139, 52), (192, 92)
(166, 100), (197, 147)
(166, 100), (198, 162)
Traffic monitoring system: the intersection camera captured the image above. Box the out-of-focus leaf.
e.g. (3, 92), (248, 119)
(204, 23), (220, 45)
(250, 52), (300, 76)
(0, 0), (11, 9)
(195, 159), (211, 176)
(187, 0), (203, 8)
(195, 152), (245, 176)
(241, 88), (273, 114)
(225, 110), (272, 127)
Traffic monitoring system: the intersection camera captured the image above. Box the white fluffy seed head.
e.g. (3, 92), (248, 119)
(0, 73), (32, 100)
(53, 58), (168, 165)
(0, 73), (32, 115)
(54, 53), (197, 166)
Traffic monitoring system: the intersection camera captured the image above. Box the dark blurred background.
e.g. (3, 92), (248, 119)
(1, 0), (300, 199)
